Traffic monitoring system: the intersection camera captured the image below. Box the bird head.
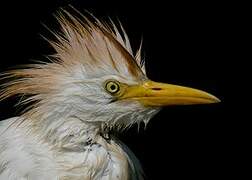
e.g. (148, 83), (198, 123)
(0, 9), (220, 133)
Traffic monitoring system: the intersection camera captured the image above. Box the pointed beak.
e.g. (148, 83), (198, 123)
(120, 80), (220, 107)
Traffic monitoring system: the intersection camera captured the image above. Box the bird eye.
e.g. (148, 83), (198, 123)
(105, 80), (120, 94)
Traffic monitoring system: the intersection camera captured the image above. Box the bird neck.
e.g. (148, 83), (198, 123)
(27, 116), (106, 151)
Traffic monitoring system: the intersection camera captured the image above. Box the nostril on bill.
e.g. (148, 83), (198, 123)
(151, 88), (162, 91)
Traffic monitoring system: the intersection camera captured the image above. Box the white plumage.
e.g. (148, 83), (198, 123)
(0, 8), (219, 180)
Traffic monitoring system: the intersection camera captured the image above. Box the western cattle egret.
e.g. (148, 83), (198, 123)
(0, 8), (220, 180)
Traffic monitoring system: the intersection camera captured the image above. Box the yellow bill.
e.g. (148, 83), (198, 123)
(120, 80), (220, 107)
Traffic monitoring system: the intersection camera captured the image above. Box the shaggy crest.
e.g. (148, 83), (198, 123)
(0, 8), (146, 120)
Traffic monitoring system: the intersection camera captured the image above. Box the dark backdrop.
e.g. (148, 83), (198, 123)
(0, 1), (230, 179)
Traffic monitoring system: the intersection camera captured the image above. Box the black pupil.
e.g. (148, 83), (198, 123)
(110, 84), (116, 91)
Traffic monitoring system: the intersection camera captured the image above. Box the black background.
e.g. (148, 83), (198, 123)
(0, 0), (233, 179)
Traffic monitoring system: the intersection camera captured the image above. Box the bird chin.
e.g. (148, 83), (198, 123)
(103, 106), (161, 132)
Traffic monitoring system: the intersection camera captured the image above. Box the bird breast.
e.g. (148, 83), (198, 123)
(55, 137), (130, 180)
(0, 118), (130, 180)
